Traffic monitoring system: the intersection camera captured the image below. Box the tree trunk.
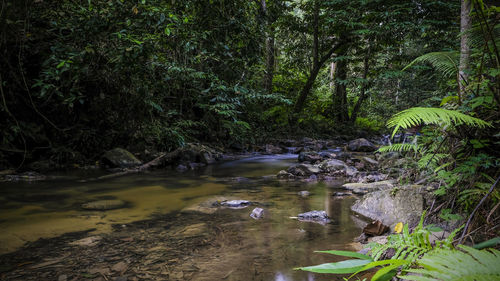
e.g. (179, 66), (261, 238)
(264, 30), (275, 95)
(332, 56), (349, 122)
(350, 50), (370, 123)
(261, 0), (275, 95)
(459, 0), (472, 104)
(256, 0), (276, 95)
(293, 42), (345, 115)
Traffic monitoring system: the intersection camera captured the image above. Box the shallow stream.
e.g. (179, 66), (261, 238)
(0, 153), (366, 280)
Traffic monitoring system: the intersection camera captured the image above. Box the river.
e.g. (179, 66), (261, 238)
(0, 153), (366, 280)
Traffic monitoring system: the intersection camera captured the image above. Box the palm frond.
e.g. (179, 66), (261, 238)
(387, 107), (491, 138)
(401, 245), (500, 281)
(402, 51), (459, 78)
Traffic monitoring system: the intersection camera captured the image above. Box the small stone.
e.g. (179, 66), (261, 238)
(250, 207), (265, 219)
(297, 210), (330, 224)
(298, 191), (310, 197)
(220, 200), (251, 208)
(347, 138), (377, 152)
(58, 275), (67, 281)
(333, 192), (351, 197)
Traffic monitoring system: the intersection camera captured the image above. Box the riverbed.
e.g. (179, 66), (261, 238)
(0, 153), (367, 280)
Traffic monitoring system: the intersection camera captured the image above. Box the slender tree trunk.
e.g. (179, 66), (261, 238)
(329, 62), (335, 89)
(264, 30), (275, 95)
(260, 0), (275, 95)
(293, 42), (345, 115)
(459, 0), (472, 104)
(332, 56), (348, 122)
(350, 49), (370, 123)
(254, 0), (276, 95)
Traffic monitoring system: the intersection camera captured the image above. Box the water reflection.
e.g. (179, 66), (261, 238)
(0, 154), (366, 280)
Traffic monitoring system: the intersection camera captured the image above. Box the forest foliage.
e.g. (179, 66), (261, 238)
(0, 0), (465, 167)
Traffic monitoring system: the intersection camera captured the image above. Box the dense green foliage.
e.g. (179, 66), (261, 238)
(0, 0), (464, 168)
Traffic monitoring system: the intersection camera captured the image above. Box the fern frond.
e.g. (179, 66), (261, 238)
(378, 143), (419, 153)
(417, 153), (450, 169)
(370, 217), (433, 264)
(402, 51), (459, 78)
(401, 245), (500, 281)
(387, 107), (491, 138)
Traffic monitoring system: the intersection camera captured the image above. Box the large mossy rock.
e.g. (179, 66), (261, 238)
(347, 138), (377, 152)
(351, 185), (425, 228)
(102, 148), (142, 168)
(178, 143), (222, 165)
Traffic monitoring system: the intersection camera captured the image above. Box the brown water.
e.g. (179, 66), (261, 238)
(0, 153), (366, 280)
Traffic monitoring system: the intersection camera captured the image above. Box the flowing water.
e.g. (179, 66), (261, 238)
(0, 153), (367, 280)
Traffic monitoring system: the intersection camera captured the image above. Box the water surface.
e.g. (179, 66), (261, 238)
(0, 153), (366, 280)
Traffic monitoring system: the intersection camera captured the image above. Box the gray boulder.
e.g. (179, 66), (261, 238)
(298, 151), (322, 163)
(287, 164), (320, 177)
(342, 180), (394, 194)
(319, 159), (347, 172)
(102, 148), (142, 168)
(277, 170), (295, 179)
(264, 144), (285, 154)
(351, 185), (425, 228)
(347, 138), (377, 152)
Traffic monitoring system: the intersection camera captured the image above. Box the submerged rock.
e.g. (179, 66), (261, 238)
(81, 199), (126, 210)
(297, 210), (330, 223)
(347, 138), (377, 152)
(220, 200), (251, 209)
(174, 223), (208, 237)
(102, 148), (142, 168)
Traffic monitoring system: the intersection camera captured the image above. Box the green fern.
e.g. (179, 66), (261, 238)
(417, 153), (450, 169)
(370, 213), (457, 263)
(387, 107), (491, 138)
(401, 245), (500, 281)
(377, 143), (419, 153)
(402, 51), (459, 78)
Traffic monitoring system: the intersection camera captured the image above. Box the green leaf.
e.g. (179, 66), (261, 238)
(296, 259), (371, 274)
(473, 237), (500, 250)
(387, 107), (491, 138)
(315, 250), (373, 260)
